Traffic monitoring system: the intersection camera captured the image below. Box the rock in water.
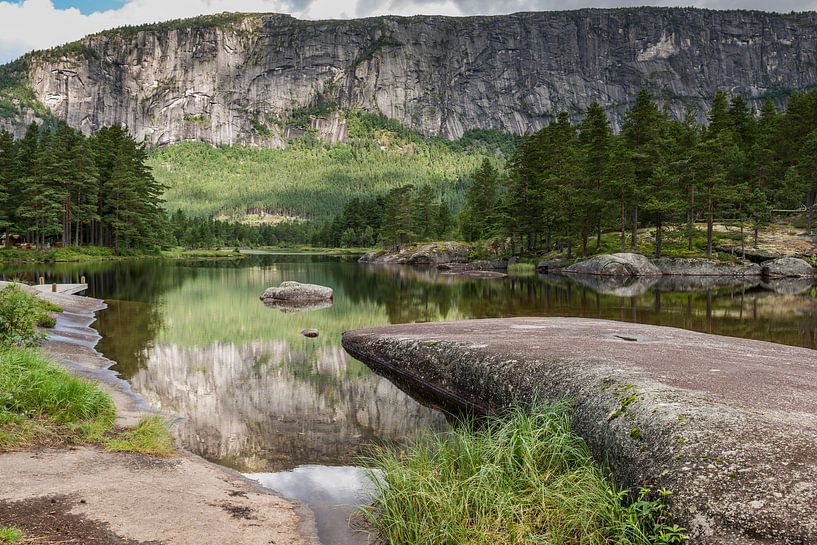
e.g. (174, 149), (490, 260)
(300, 329), (319, 338)
(260, 281), (333, 303)
(761, 257), (816, 278)
(564, 253), (662, 277)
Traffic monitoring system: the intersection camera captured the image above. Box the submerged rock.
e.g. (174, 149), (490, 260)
(761, 257), (816, 278)
(652, 257), (761, 276)
(343, 318), (817, 545)
(564, 253), (662, 277)
(260, 281), (333, 304)
(437, 259), (508, 272)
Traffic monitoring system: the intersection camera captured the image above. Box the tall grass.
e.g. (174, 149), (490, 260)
(0, 347), (115, 448)
(362, 405), (687, 545)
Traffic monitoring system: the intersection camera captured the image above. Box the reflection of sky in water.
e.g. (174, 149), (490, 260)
(247, 465), (378, 545)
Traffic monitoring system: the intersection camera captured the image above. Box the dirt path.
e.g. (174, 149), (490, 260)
(0, 284), (318, 545)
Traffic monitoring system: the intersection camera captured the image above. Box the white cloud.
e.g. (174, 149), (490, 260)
(2, 0), (817, 63)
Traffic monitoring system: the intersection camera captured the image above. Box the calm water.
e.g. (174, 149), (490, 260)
(3, 254), (816, 544)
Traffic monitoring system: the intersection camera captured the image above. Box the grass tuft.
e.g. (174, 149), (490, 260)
(0, 527), (22, 544)
(362, 404), (687, 545)
(507, 262), (536, 276)
(0, 347), (115, 450)
(106, 415), (175, 457)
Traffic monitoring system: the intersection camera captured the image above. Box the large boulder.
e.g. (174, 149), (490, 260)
(564, 253), (662, 277)
(359, 242), (470, 265)
(761, 257), (816, 278)
(260, 281), (333, 304)
(652, 257), (761, 277)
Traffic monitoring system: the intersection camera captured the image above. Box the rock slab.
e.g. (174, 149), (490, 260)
(342, 318), (817, 545)
(564, 253), (662, 277)
(359, 243), (469, 266)
(652, 257), (761, 277)
(761, 257), (816, 278)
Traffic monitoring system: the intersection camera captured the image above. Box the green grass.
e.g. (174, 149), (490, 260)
(0, 347), (115, 449)
(363, 405), (687, 545)
(106, 415), (175, 457)
(507, 262), (536, 276)
(0, 527), (22, 544)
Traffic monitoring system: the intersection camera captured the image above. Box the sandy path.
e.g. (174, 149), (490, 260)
(0, 283), (318, 545)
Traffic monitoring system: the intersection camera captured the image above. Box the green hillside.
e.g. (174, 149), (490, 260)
(149, 119), (514, 221)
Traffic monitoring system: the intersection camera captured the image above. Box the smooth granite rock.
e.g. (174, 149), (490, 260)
(652, 257), (761, 277)
(761, 257), (816, 278)
(343, 318), (817, 545)
(260, 281), (333, 304)
(565, 253), (662, 277)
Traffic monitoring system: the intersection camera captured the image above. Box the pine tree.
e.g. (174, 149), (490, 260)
(578, 102), (612, 248)
(459, 158), (499, 241)
(622, 90), (663, 249)
(0, 130), (15, 242)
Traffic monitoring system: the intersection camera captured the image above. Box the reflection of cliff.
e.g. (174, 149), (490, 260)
(129, 341), (449, 472)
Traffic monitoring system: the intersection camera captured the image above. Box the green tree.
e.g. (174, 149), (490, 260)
(459, 159), (498, 241)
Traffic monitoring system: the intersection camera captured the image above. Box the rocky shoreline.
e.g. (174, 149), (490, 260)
(359, 243), (817, 279)
(0, 287), (317, 545)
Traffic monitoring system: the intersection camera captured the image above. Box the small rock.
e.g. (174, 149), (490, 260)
(301, 329), (319, 338)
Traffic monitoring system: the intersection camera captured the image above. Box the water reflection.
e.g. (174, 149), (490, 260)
(3, 255), (816, 545)
(131, 340), (447, 472)
(247, 466), (376, 545)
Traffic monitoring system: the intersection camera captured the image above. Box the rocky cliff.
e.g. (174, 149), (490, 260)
(2, 8), (817, 147)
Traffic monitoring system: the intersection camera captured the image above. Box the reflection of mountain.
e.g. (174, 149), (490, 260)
(130, 341), (449, 472)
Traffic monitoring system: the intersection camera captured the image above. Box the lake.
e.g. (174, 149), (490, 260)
(3, 253), (816, 544)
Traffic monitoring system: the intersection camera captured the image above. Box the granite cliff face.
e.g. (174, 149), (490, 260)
(2, 8), (817, 146)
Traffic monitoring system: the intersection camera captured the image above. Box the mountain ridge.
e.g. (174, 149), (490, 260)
(2, 7), (817, 146)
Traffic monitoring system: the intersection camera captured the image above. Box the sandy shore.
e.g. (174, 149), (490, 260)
(0, 284), (318, 545)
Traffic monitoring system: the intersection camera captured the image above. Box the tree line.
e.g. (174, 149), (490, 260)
(0, 122), (166, 251)
(459, 89), (817, 258)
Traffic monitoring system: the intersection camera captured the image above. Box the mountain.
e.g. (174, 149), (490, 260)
(1, 8), (817, 147)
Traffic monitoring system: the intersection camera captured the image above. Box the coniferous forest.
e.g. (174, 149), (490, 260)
(0, 122), (166, 251)
(2, 90), (817, 254)
(464, 89), (817, 258)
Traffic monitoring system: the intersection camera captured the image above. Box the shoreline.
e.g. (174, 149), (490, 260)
(0, 286), (319, 545)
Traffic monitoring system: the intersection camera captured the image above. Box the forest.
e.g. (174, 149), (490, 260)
(321, 89), (817, 257)
(0, 122), (166, 251)
(2, 89), (817, 256)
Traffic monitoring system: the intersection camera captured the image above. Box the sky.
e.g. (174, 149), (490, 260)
(1, 0), (817, 63)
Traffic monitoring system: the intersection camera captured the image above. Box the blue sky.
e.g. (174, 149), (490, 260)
(2, 0), (817, 63)
(49, 0), (127, 14)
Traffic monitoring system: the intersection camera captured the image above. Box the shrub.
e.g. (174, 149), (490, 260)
(0, 284), (61, 347)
